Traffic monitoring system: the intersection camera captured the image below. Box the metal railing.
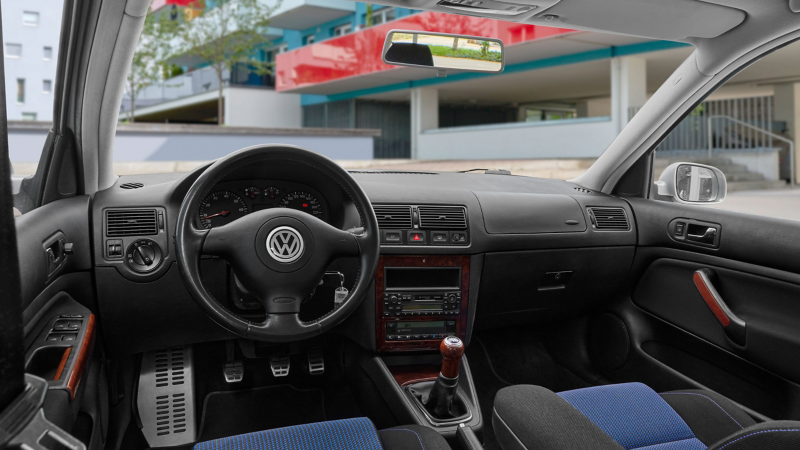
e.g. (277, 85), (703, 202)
(708, 115), (795, 186)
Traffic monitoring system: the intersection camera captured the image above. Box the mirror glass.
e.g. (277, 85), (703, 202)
(384, 32), (504, 73)
(676, 164), (719, 202)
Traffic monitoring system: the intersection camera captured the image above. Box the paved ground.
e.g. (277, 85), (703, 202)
(708, 188), (800, 222)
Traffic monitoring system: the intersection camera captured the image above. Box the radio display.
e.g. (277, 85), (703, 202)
(403, 304), (443, 311)
(385, 267), (461, 290)
(396, 321), (445, 335)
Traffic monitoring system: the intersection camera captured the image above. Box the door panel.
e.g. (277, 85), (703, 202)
(15, 195), (104, 448)
(622, 197), (800, 420)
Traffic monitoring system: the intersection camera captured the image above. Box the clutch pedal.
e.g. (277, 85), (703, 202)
(270, 354), (290, 377)
(137, 346), (197, 447)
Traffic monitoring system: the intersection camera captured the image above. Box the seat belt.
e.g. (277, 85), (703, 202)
(0, 7), (85, 450)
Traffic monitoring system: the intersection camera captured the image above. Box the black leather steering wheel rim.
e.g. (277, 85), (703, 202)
(175, 144), (380, 342)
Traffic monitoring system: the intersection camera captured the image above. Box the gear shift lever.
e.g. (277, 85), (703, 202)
(422, 336), (465, 418)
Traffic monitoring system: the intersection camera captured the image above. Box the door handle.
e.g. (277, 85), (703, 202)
(687, 226), (717, 244)
(693, 269), (746, 346)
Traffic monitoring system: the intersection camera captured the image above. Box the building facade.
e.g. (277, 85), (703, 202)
(2, 0), (63, 122)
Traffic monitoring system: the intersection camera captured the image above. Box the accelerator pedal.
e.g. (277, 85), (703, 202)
(137, 346), (197, 447)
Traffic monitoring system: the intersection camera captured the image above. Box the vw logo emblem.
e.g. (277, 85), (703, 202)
(266, 226), (304, 263)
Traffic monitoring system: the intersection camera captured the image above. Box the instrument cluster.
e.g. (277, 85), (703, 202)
(198, 180), (329, 229)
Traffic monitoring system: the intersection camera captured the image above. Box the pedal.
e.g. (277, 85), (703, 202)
(270, 354), (290, 377)
(223, 361), (244, 383)
(137, 346), (197, 448)
(308, 350), (325, 376)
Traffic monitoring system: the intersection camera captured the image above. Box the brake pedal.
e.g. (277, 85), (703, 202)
(308, 350), (325, 376)
(223, 361), (244, 383)
(270, 354), (290, 377)
(137, 346), (197, 447)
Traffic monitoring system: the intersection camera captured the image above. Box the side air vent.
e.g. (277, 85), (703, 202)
(588, 207), (629, 230)
(418, 206), (467, 229)
(373, 205), (413, 229)
(107, 209), (158, 236)
(120, 182), (144, 189)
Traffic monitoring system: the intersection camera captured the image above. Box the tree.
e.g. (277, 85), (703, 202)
(174, 0), (280, 125)
(126, 11), (176, 123)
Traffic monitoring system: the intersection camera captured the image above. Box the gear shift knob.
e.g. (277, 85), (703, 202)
(440, 336), (465, 379)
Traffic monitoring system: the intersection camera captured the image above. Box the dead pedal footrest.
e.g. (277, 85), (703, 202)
(137, 346), (197, 447)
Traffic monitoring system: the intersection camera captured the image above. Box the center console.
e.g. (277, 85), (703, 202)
(376, 255), (470, 352)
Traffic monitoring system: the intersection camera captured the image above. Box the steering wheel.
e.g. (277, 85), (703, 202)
(175, 145), (380, 342)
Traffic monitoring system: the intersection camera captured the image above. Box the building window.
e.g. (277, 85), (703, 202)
(43, 80), (52, 94)
(276, 43), (288, 54)
(16, 79), (25, 104)
(21, 112), (37, 121)
(43, 46), (52, 60)
(370, 7), (396, 25)
(333, 23), (352, 37)
(304, 35), (315, 45)
(23, 11), (39, 26)
(6, 43), (22, 58)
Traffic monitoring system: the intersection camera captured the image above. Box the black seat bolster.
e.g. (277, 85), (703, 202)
(659, 389), (757, 446)
(492, 385), (623, 450)
(378, 424), (451, 450)
(707, 421), (800, 449)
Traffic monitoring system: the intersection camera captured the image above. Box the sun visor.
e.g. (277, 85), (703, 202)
(368, 0), (745, 42)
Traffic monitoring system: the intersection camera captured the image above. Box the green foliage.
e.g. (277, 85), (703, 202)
(170, 0), (281, 124)
(428, 45), (501, 62)
(365, 4), (373, 27)
(126, 11), (178, 122)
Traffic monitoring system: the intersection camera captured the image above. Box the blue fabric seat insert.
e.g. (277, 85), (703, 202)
(193, 417), (384, 450)
(557, 383), (706, 450)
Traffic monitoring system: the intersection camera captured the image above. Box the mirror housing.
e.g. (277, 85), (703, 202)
(382, 30), (504, 75)
(656, 162), (727, 204)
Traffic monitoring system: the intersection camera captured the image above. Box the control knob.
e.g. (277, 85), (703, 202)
(125, 239), (163, 273)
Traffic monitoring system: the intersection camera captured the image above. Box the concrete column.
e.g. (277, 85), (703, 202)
(410, 87), (439, 159)
(610, 57), (647, 133)
(774, 82), (800, 183)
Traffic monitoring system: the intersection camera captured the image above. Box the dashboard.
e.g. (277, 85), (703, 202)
(196, 180), (330, 229)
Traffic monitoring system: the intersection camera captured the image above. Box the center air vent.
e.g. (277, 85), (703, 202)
(418, 206), (467, 229)
(588, 207), (629, 230)
(373, 205), (412, 229)
(106, 209), (158, 236)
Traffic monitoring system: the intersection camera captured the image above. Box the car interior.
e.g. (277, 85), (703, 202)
(3, 1), (800, 450)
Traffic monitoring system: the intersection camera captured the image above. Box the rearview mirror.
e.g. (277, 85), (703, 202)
(656, 163), (727, 204)
(382, 30), (504, 75)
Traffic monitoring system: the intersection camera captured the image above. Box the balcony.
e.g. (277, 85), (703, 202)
(266, 0), (356, 30)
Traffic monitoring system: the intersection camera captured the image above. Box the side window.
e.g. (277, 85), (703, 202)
(3, 0), (64, 214)
(651, 39), (800, 222)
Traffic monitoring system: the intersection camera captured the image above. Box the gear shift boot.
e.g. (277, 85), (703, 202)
(407, 379), (471, 423)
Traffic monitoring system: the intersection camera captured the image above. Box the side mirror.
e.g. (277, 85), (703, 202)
(656, 163), (727, 204)
(382, 30), (504, 75)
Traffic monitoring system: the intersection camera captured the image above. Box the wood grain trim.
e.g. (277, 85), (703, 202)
(65, 314), (95, 399)
(53, 347), (72, 381)
(376, 255), (470, 352)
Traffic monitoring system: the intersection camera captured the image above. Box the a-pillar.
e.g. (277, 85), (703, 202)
(611, 57), (647, 133)
(774, 82), (800, 184)
(410, 87), (438, 159)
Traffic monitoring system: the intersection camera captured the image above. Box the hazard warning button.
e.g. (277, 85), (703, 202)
(406, 231), (427, 244)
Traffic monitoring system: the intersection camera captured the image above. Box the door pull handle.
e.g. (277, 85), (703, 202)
(693, 268), (746, 346)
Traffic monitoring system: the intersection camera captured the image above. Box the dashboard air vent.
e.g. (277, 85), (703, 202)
(373, 205), (413, 229)
(418, 206), (467, 229)
(106, 209), (158, 236)
(120, 182), (144, 189)
(588, 207), (629, 230)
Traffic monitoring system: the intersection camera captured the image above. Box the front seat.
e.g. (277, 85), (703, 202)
(493, 382), (800, 450)
(193, 417), (450, 450)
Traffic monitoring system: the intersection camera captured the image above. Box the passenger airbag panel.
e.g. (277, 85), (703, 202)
(475, 191), (586, 234)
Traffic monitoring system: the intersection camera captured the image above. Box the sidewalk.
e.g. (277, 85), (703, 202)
(709, 188), (800, 222)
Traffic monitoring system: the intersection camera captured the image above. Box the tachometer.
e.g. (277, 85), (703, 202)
(279, 191), (324, 220)
(199, 191), (249, 229)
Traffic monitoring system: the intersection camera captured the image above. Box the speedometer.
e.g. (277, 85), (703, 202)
(279, 191), (324, 220)
(199, 191), (249, 229)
